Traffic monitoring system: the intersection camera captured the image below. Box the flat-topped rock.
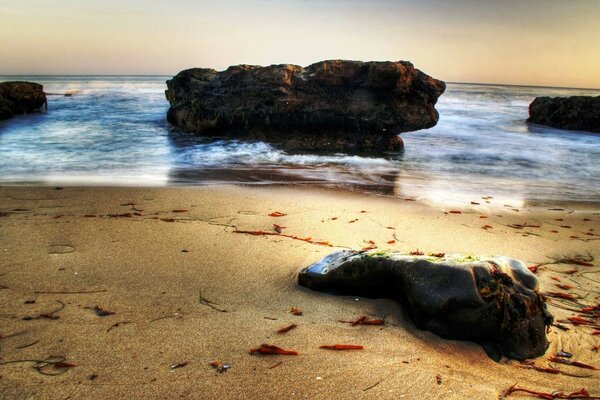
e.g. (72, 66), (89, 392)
(0, 81), (47, 120)
(528, 95), (600, 133)
(166, 60), (445, 152)
(299, 251), (553, 360)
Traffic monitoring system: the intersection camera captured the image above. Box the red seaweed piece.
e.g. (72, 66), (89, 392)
(339, 316), (384, 326)
(387, 240), (396, 244)
(429, 252), (445, 258)
(545, 291), (577, 300)
(277, 324), (298, 334)
(567, 316), (591, 326)
(250, 344), (298, 356)
(448, 210), (462, 214)
(548, 356), (597, 370)
(319, 344), (363, 350)
(503, 384), (600, 399)
(555, 284), (574, 290)
(54, 361), (79, 368)
(172, 209), (188, 213)
(528, 264), (540, 273)
(288, 306), (303, 316)
(268, 212), (287, 217)
(234, 230), (333, 247)
(409, 249), (424, 256)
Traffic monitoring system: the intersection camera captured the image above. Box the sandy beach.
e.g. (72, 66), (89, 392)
(0, 185), (598, 399)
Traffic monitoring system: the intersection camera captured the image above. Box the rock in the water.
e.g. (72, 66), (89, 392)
(298, 251), (552, 361)
(165, 60), (445, 152)
(528, 95), (600, 133)
(0, 81), (47, 120)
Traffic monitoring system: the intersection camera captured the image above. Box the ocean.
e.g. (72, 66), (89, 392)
(1, 75), (599, 206)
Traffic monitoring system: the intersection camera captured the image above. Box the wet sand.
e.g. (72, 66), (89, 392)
(0, 185), (598, 399)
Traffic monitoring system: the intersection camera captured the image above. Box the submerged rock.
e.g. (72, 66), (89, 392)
(0, 81), (47, 120)
(298, 251), (552, 361)
(528, 96), (600, 133)
(165, 60), (445, 152)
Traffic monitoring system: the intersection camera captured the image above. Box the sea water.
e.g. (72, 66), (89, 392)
(0, 76), (598, 205)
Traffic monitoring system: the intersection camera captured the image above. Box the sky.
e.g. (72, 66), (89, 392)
(1, 0), (599, 88)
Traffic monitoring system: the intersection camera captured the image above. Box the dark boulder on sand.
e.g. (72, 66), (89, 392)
(0, 81), (47, 120)
(299, 251), (553, 361)
(165, 60), (445, 152)
(528, 95), (600, 133)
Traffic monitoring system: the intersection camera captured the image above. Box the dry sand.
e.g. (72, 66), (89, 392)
(0, 185), (598, 399)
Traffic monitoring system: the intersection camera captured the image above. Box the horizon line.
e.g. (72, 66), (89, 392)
(1, 74), (599, 91)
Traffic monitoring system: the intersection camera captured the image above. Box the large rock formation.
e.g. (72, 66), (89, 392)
(299, 251), (553, 361)
(0, 81), (47, 120)
(166, 60), (445, 152)
(528, 95), (600, 133)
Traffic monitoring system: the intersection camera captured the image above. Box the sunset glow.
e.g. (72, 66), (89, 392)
(1, 0), (599, 88)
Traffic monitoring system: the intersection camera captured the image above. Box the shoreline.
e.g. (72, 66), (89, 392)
(1, 181), (599, 212)
(1, 185), (599, 399)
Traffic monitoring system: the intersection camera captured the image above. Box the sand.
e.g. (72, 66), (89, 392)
(0, 185), (598, 399)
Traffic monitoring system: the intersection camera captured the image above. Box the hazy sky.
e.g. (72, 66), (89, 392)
(1, 0), (599, 87)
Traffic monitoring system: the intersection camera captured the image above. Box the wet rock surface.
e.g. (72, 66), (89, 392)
(165, 60), (445, 152)
(528, 95), (600, 133)
(0, 81), (47, 120)
(298, 251), (553, 361)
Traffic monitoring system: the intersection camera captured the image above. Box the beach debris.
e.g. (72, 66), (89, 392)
(0, 356), (78, 376)
(273, 224), (285, 233)
(448, 210), (462, 214)
(33, 289), (107, 294)
(502, 384), (599, 400)
(268, 211), (286, 217)
(548, 356), (597, 370)
(234, 229), (333, 247)
(91, 305), (115, 317)
(209, 361), (230, 373)
(409, 249), (424, 256)
(387, 240), (396, 244)
(556, 351), (573, 358)
(544, 292), (577, 301)
(436, 374), (443, 384)
(288, 306), (303, 316)
(319, 344), (363, 350)
(267, 361), (283, 369)
(106, 321), (133, 332)
(199, 290), (229, 313)
(15, 340), (40, 349)
(250, 344), (298, 356)
(299, 251), (553, 360)
(555, 284), (574, 290)
(429, 252), (445, 258)
(338, 316), (384, 326)
(277, 324), (298, 334)
(170, 361), (189, 369)
(361, 240), (377, 251)
(172, 209), (188, 213)
(348, 219), (358, 223)
(551, 254), (594, 267)
(23, 301), (65, 320)
(150, 311), (182, 323)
